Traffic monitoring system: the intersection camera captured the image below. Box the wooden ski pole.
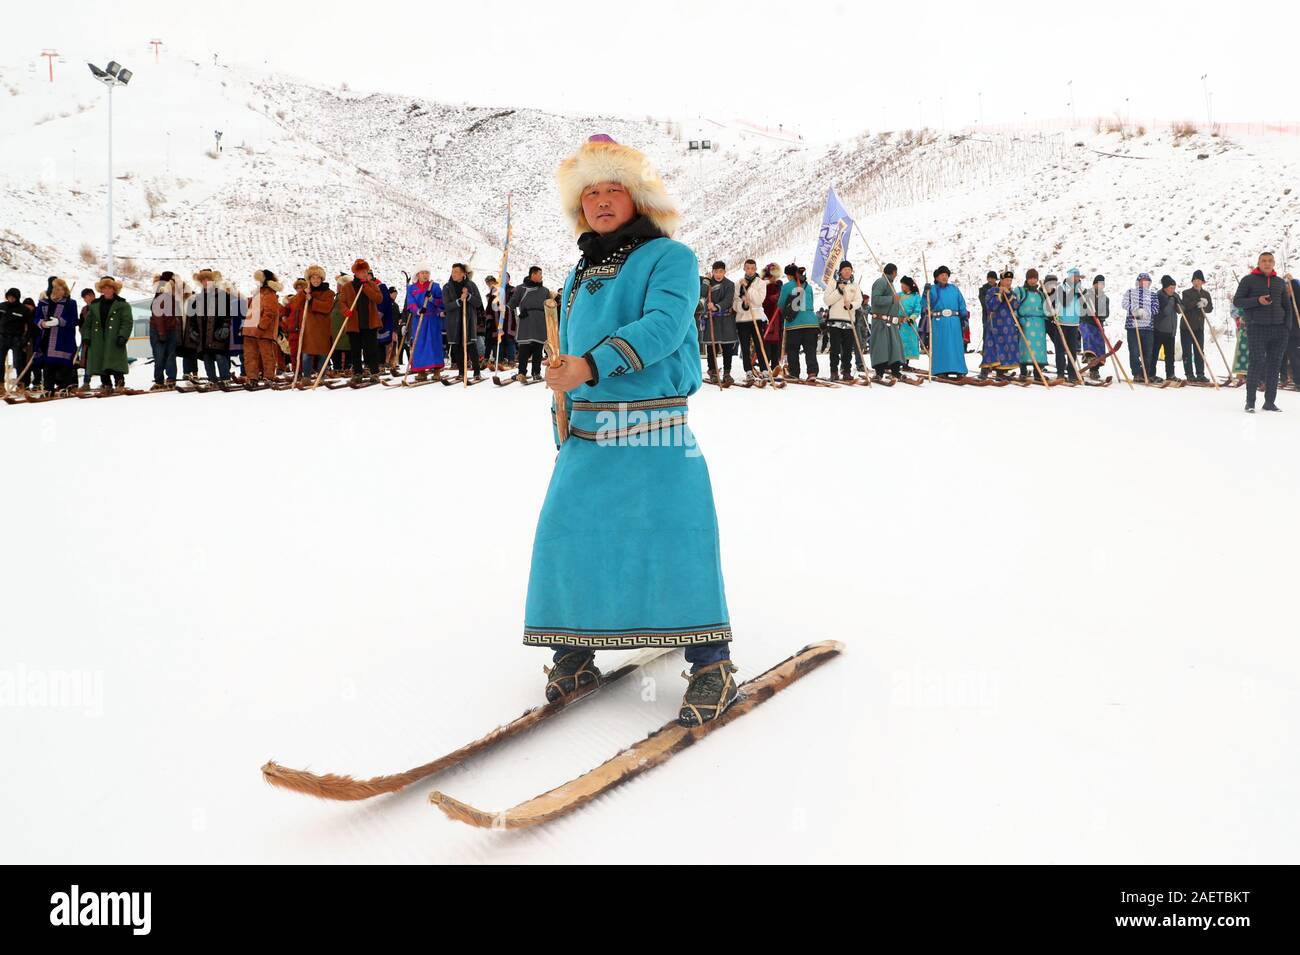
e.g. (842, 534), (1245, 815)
(1091, 314), (1134, 390)
(490, 194), (514, 384)
(750, 323), (777, 387)
(1202, 302), (1234, 383)
(1173, 296), (1219, 390)
(1286, 274), (1300, 373)
(545, 307), (568, 443)
(921, 251), (934, 382)
(846, 310), (873, 386)
(1049, 299), (1089, 385)
(14, 347), (37, 393)
(1132, 317), (1152, 385)
(311, 283), (364, 390)
(400, 294), (433, 386)
(461, 290), (470, 387)
(999, 290), (1053, 389)
(290, 284), (310, 389)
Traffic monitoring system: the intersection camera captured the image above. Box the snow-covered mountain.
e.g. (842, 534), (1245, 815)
(3, 49), (1298, 305)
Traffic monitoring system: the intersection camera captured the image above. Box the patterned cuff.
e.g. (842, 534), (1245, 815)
(588, 336), (644, 380)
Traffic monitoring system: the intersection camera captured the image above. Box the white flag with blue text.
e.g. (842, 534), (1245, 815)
(812, 187), (854, 289)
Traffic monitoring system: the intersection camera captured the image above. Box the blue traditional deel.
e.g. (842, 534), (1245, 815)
(521, 235), (732, 651)
(925, 281), (969, 375)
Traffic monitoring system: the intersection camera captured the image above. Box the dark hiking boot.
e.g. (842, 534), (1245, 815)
(544, 650), (602, 703)
(1263, 403), (1282, 412)
(678, 660), (740, 727)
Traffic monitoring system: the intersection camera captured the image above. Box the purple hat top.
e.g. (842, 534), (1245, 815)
(587, 133), (617, 144)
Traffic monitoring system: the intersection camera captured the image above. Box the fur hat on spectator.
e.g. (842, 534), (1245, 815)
(254, 269), (283, 292)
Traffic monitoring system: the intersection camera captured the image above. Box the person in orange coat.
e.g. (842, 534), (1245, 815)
(339, 258), (383, 378)
(297, 265), (335, 378)
(241, 269), (282, 381)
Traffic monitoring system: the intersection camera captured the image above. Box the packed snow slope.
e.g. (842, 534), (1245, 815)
(1, 368), (1297, 863)
(4, 50), (1298, 305)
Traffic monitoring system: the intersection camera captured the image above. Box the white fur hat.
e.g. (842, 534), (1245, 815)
(555, 134), (679, 238)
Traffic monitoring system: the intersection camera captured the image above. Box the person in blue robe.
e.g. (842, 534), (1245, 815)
(525, 134), (738, 727)
(403, 271), (444, 376)
(981, 271), (1021, 378)
(923, 266), (968, 377)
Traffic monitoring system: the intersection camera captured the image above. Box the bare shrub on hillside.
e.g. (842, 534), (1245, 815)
(79, 244), (97, 266)
(145, 184), (166, 218)
(1172, 120), (1197, 140)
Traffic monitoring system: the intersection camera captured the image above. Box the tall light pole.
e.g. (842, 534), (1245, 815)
(1068, 80), (1075, 126)
(1201, 74), (1212, 127)
(149, 39), (163, 63)
(41, 50), (59, 82)
(88, 60), (132, 275)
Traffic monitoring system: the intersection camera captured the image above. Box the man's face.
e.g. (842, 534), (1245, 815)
(1026, 276), (1038, 288)
(936, 273), (949, 286)
(451, 267), (465, 282)
(310, 275), (322, 288)
(712, 268), (725, 282)
(840, 268), (853, 282)
(581, 181), (636, 234)
(1259, 254), (1275, 273)
(1192, 279), (1204, 289)
(532, 270), (543, 283)
(82, 293), (94, 304)
(744, 263), (757, 278)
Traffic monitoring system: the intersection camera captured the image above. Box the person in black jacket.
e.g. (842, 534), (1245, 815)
(1179, 270), (1213, 383)
(507, 267), (550, 381)
(1154, 275), (1181, 382)
(1232, 252), (1295, 412)
(1, 288), (26, 378)
(443, 263), (484, 381)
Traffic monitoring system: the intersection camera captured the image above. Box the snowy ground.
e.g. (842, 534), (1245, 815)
(3, 359), (1298, 864)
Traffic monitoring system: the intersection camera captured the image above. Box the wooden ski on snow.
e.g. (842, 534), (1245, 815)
(261, 647), (673, 801)
(428, 640), (844, 829)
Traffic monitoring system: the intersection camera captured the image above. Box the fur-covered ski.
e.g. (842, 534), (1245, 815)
(261, 647), (675, 801)
(429, 641), (844, 829)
